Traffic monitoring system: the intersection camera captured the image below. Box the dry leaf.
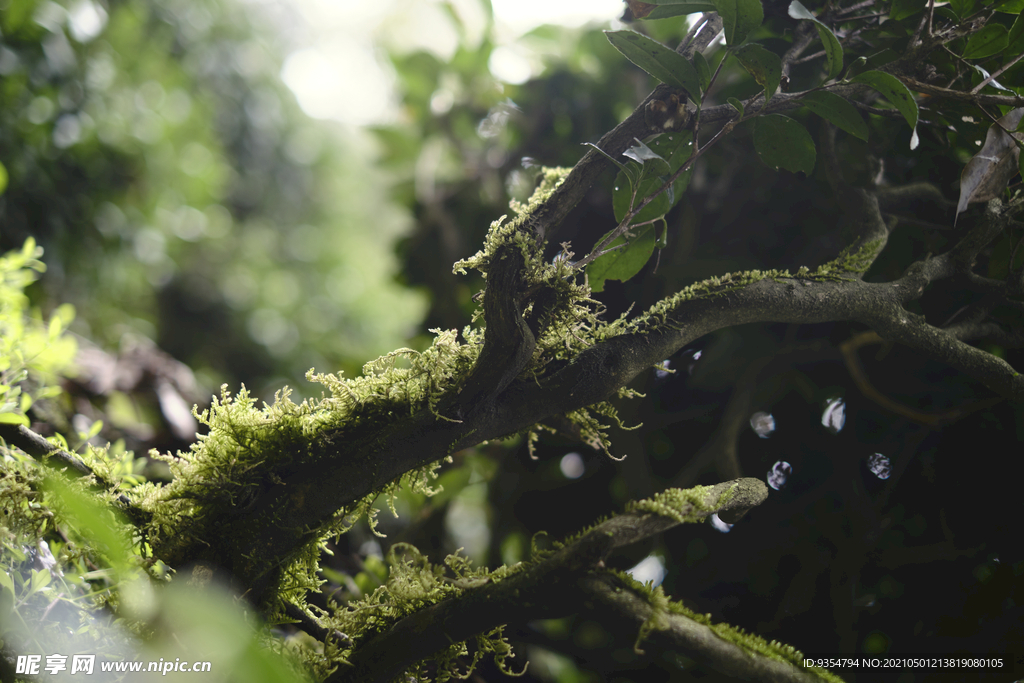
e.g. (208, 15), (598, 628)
(955, 108), (1024, 224)
(625, 0), (659, 20)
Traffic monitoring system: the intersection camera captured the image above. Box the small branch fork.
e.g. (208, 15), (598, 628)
(329, 479), (780, 683)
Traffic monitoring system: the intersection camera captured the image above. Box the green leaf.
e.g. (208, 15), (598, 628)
(605, 31), (702, 97)
(0, 569), (14, 596)
(1009, 13), (1024, 53)
(734, 44), (782, 102)
(800, 91), (868, 141)
(850, 70), (919, 132)
(0, 412), (30, 426)
(613, 133), (694, 225)
(788, 1), (844, 79)
(623, 138), (672, 177)
(991, 0), (1024, 12)
(727, 97), (745, 118)
(890, 0), (927, 20)
(693, 51), (712, 93)
(961, 24), (1009, 59)
(0, 161), (7, 196)
(753, 114), (816, 174)
(29, 568), (51, 596)
(587, 224), (657, 293)
(714, 0), (764, 45)
(949, 0), (976, 17)
(815, 23), (844, 79)
(613, 173), (671, 226)
(636, 1), (718, 20)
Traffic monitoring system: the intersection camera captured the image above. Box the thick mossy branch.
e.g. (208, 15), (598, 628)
(135, 174), (1020, 615)
(327, 478), (769, 683)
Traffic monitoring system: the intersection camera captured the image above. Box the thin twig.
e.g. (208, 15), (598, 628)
(970, 51), (1024, 94)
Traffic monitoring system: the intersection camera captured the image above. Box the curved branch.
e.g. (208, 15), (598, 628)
(447, 246), (537, 419)
(577, 573), (835, 683)
(328, 479), (769, 683)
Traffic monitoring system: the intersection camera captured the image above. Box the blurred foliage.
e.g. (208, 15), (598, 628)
(0, 238), (76, 427)
(1, 0), (1023, 680)
(0, 0), (426, 394)
(0, 240), (310, 682)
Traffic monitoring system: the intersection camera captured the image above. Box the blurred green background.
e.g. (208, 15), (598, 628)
(2, 0), (1022, 680)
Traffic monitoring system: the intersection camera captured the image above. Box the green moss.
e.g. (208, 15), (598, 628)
(625, 484), (730, 524)
(453, 166), (571, 278)
(815, 238), (884, 276)
(632, 239), (885, 332)
(608, 570), (844, 682)
(311, 544), (526, 680)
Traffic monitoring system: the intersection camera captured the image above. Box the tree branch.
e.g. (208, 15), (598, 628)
(527, 14), (723, 242)
(329, 479), (770, 683)
(576, 573), (835, 683)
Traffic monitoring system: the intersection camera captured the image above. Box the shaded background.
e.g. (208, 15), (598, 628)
(2, 0), (1022, 681)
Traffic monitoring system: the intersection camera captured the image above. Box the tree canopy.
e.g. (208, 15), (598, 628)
(1, 0), (1023, 682)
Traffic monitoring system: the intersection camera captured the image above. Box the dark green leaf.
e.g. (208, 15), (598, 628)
(850, 70), (919, 131)
(815, 23), (845, 79)
(714, 0), (764, 45)
(734, 44), (782, 102)
(587, 224), (657, 293)
(613, 173), (672, 225)
(693, 51), (712, 93)
(650, 131), (696, 198)
(890, 0), (927, 20)
(990, 0), (1024, 12)
(1009, 13), (1024, 53)
(800, 91), (868, 141)
(753, 114), (816, 174)
(935, 5), (963, 20)
(788, 1), (844, 79)
(605, 31), (702, 97)
(613, 133), (693, 225)
(961, 24), (1009, 59)
(949, 0), (976, 17)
